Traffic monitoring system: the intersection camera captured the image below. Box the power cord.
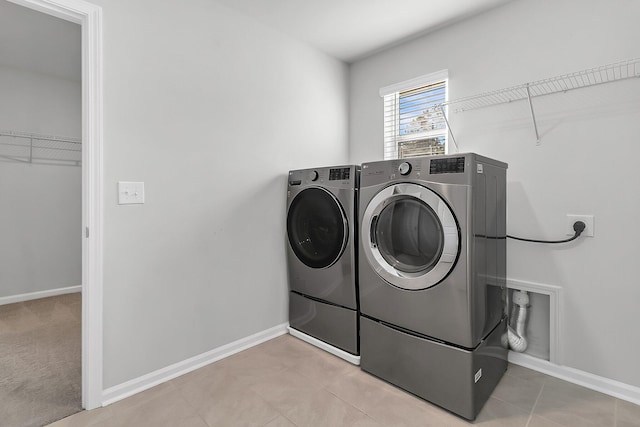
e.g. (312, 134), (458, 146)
(507, 221), (586, 244)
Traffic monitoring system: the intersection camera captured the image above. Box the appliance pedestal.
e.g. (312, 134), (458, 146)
(289, 291), (358, 356)
(287, 327), (361, 365)
(360, 316), (507, 420)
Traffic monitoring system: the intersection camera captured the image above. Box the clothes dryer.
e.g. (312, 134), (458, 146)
(286, 165), (359, 359)
(358, 153), (507, 420)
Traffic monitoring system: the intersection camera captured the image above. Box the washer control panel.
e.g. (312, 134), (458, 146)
(329, 167), (351, 181)
(288, 166), (357, 187)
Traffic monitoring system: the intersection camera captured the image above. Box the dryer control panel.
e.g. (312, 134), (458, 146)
(361, 153), (506, 187)
(430, 157), (465, 174)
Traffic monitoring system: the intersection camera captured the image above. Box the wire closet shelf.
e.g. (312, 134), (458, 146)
(438, 57), (640, 145)
(0, 130), (81, 166)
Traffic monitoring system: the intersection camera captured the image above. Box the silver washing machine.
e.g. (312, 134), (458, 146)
(358, 153), (507, 420)
(286, 165), (359, 359)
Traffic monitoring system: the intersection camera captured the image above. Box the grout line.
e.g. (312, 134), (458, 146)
(279, 413), (299, 427)
(322, 371), (371, 415)
(196, 412), (211, 427)
(326, 386), (366, 413)
(257, 409), (283, 427)
(254, 392), (291, 426)
(525, 379), (546, 427)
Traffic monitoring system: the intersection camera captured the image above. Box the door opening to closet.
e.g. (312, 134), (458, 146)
(0, 1), (83, 425)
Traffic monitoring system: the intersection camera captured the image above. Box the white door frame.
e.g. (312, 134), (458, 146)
(7, 0), (104, 410)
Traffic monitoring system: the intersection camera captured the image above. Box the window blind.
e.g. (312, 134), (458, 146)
(382, 75), (448, 160)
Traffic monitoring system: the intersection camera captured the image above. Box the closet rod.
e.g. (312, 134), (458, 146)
(0, 130), (81, 144)
(0, 130), (82, 165)
(440, 57), (640, 113)
(438, 57), (640, 145)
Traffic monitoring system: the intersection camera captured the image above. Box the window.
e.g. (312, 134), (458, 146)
(380, 70), (448, 160)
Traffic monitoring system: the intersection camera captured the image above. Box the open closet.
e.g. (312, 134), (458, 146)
(0, 1), (83, 425)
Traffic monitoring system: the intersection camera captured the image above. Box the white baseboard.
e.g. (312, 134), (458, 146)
(0, 285), (81, 306)
(100, 321), (640, 408)
(287, 326), (361, 365)
(509, 351), (640, 405)
(101, 322), (289, 406)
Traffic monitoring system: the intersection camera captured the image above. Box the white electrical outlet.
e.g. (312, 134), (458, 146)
(118, 181), (145, 205)
(566, 214), (594, 237)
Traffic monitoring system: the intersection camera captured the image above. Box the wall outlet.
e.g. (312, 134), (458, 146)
(566, 214), (594, 237)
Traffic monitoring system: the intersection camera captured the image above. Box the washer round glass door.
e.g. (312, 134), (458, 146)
(362, 183), (459, 290)
(287, 187), (348, 269)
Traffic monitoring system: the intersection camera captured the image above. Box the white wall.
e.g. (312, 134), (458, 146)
(349, 0), (640, 388)
(0, 65), (81, 299)
(88, 0), (349, 388)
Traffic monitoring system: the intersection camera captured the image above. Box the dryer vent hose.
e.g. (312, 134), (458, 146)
(508, 290), (529, 353)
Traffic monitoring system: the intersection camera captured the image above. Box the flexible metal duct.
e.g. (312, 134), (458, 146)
(508, 290), (529, 352)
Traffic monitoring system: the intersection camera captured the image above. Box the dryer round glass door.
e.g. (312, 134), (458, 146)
(362, 183), (459, 290)
(375, 198), (443, 273)
(287, 187), (348, 269)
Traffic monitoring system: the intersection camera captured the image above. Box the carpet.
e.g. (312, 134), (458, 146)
(0, 293), (82, 427)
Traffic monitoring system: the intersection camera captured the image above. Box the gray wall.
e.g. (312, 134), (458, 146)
(349, 0), (640, 387)
(0, 65), (81, 299)
(89, 0), (349, 388)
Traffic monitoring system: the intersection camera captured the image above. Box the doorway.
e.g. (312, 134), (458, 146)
(2, 0), (104, 416)
(0, 1), (82, 425)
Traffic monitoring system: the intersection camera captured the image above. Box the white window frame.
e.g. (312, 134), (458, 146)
(380, 70), (449, 160)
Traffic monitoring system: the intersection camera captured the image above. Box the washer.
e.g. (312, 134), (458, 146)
(286, 165), (359, 360)
(358, 153), (507, 420)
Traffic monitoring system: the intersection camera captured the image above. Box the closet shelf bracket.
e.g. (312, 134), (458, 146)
(525, 83), (540, 145)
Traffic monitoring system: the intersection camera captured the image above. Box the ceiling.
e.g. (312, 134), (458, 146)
(0, 0), (513, 81)
(213, 0), (514, 62)
(0, 0), (80, 82)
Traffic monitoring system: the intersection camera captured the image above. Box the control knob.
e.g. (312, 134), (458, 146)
(309, 170), (319, 181)
(398, 162), (412, 175)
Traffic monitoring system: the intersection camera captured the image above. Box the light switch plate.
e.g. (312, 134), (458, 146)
(118, 181), (145, 205)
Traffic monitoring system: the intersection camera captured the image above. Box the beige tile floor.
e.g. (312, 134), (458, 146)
(50, 334), (640, 427)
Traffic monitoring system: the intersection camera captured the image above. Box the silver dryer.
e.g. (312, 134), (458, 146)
(358, 153), (507, 420)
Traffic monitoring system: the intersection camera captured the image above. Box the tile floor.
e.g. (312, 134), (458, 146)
(50, 334), (640, 427)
